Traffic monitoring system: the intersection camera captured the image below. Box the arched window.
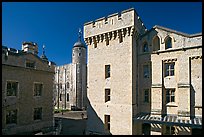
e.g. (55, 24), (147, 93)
(153, 36), (160, 51)
(165, 37), (172, 49)
(143, 42), (149, 53)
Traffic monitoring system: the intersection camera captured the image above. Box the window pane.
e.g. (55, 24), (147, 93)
(6, 110), (17, 124)
(143, 43), (148, 52)
(144, 65), (149, 78)
(170, 70), (174, 76)
(170, 63), (174, 69)
(105, 65), (110, 78)
(171, 96), (175, 102)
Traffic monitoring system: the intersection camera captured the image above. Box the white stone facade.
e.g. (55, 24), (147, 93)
(84, 8), (202, 135)
(54, 40), (87, 110)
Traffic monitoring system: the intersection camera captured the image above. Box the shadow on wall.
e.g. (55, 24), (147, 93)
(86, 98), (112, 135)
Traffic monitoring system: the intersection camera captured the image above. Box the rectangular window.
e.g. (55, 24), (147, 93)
(165, 62), (175, 76)
(104, 115), (110, 131)
(143, 64), (150, 78)
(6, 109), (17, 124)
(60, 93), (62, 101)
(166, 89), (175, 103)
(34, 107), (42, 120)
(34, 83), (42, 96)
(144, 89), (149, 103)
(105, 89), (110, 102)
(105, 65), (110, 78)
(60, 83), (62, 89)
(7, 81), (18, 96)
(67, 93), (69, 101)
(26, 60), (35, 68)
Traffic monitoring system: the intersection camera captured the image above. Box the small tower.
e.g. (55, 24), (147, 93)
(72, 28), (87, 110)
(22, 41), (38, 55)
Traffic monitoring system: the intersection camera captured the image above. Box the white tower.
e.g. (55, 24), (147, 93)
(72, 28), (87, 110)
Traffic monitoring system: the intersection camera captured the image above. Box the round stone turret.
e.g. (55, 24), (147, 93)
(72, 28), (87, 110)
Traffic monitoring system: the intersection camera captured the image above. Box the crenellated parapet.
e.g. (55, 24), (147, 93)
(84, 8), (146, 46)
(84, 26), (135, 46)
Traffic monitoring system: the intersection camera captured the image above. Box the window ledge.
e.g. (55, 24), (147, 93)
(164, 76), (175, 78)
(166, 102), (178, 107)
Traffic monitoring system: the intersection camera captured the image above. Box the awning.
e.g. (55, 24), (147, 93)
(133, 113), (202, 128)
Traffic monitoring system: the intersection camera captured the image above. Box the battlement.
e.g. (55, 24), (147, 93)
(84, 8), (146, 40)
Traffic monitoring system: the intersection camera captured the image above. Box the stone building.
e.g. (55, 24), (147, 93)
(83, 8), (202, 135)
(2, 42), (56, 135)
(54, 32), (87, 111)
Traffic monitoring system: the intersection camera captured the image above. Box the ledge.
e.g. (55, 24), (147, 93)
(166, 102), (178, 107)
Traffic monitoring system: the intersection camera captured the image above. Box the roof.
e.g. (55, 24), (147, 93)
(153, 25), (202, 37)
(134, 113), (202, 128)
(2, 46), (56, 66)
(73, 41), (86, 48)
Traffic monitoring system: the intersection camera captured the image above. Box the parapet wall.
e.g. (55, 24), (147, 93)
(84, 8), (146, 46)
(84, 8), (133, 38)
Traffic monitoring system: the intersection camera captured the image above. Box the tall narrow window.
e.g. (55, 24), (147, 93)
(144, 89), (149, 103)
(165, 62), (175, 76)
(6, 109), (17, 124)
(165, 37), (172, 49)
(105, 89), (110, 102)
(153, 36), (160, 51)
(60, 83), (62, 89)
(60, 93), (62, 101)
(67, 93), (69, 101)
(143, 64), (150, 78)
(34, 107), (42, 120)
(104, 115), (110, 131)
(7, 81), (18, 96)
(105, 65), (110, 78)
(143, 43), (149, 52)
(166, 89), (175, 103)
(34, 83), (43, 96)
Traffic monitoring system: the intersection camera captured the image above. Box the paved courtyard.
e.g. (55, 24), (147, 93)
(54, 111), (87, 135)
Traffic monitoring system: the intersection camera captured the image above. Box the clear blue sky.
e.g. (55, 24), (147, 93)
(2, 2), (202, 66)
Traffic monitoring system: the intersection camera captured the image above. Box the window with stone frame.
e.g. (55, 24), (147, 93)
(34, 107), (42, 120)
(34, 83), (43, 96)
(143, 64), (150, 78)
(166, 89), (175, 103)
(165, 62), (175, 76)
(105, 89), (110, 102)
(144, 89), (150, 103)
(105, 65), (110, 79)
(6, 81), (18, 96)
(153, 36), (160, 51)
(165, 37), (172, 49)
(6, 109), (17, 124)
(104, 115), (110, 131)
